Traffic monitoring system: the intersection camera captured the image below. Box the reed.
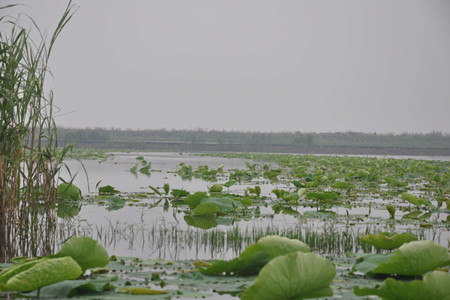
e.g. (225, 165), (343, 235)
(0, 2), (76, 262)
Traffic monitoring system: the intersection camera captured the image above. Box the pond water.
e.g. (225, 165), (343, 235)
(55, 152), (449, 261)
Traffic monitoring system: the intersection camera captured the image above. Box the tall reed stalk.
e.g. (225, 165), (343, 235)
(0, 2), (76, 262)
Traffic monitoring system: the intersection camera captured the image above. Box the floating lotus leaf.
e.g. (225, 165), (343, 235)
(354, 271), (450, 300)
(56, 183), (81, 201)
(199, 197), (243, 212)
(241, 252), (336, 300)
(401, 192), (419, 206)
(360, 232), (417, 250)
(56, 236), (109, 271)
(354, 240), (450, 276)
(4, 257), (82, 292)
(200, 236), (309, 276)
(185, 192), (207, 208)
(209, 184), (223, 193)
(240, 235), (310, 259)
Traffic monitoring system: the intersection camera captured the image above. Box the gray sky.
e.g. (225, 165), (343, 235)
(4, 0), (450, 133)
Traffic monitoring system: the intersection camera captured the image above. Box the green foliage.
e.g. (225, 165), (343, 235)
(331, 181), (354, 189)
(200, 236), (310, 276)
(360, 232), (417, 250)
(386, 205), (396, 219)
(209, 184), (223, 193)
(28, 276), (116, 298)
(353, 241), (450, 276)
(56, 183), (81, 201)
(163, 183), (170, 195)
(98, 185), (118, 195)
(171, 189), (190, 198)
(354, 271), (450, 300)
(3, 257), (82, 292)
(56, 236), (109, 271)
(185, 192), (208, 209)
(401, 192), (419, 206)
(194, 203), (219, 217)
(305, 191), (339, 201)
(241, 252), (336, 300)
(0, 258), (48, 286)
(199, 197), (243, 212)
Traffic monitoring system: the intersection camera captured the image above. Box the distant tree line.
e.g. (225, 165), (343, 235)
(57, 128), (450, 150)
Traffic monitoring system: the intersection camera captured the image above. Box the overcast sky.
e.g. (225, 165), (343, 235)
(4, 0), (450, 133)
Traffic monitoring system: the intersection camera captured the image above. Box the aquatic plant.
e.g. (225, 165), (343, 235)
(0, 1), (76, 261)
(360, 232), (417, 250)
(56, 183), (81, 200)
(0, 236), (107, 292)
(199, 236), (310, 275)
(354, 271), (450, 300)
(241, 252), (336, 300)
(353, 240), (450, 276)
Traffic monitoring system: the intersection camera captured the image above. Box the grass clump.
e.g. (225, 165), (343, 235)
(0, 2), (76, 262)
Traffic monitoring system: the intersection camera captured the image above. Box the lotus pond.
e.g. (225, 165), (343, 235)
(1, 151), (449, 299)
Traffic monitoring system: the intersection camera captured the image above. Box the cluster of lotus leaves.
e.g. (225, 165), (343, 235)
(0, 236), (109, 292)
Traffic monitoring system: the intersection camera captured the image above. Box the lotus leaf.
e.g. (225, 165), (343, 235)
(240, 235), (310, 259)
(360, 232), (417, 250)
(354, 241), (450, 276)
(401, 192), (419, 206)
(193, 203), (219, 217)
(305, 191), (339, 200)
(5, 257), (82, 292)
(372, 241), (450, 276)
(185, 192), (207, 208)
(200, 236), (309, 275)
(199, 197), (243, 212)
(56, 183), (81, 201)
(354, 271), (450, 300)
(184, 215), (218, 229)
(117, 287), (168, 294)
(352, 253), (393, 274)
(241, 252), (336, 300)
(209, 184), (223, 193)
(25, 276), (117, 298)
(0, 258), (48, 286)
(56, 236), (109, 271)
(171, 189), (190, 198)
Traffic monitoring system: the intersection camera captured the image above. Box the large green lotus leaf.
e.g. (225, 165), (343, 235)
(401, 192), (419, 206)
(373, 240), (450, 276)
(184, 215), (218, 229)
(200, 252), (271, 276)
(184, 192), (208, 208)
(352, 253), (393, 274)
(56, 183), (81, 201)
(354, 271), (450, 300)
(200, 236), (308, 276)
(193, 202), (219, 216)
(360, 232), (417, 250)
(199, 197), (243, 212)
(56, 236), (109, 271)
(24, 276), (117, 298)
(240, 235), (310, 259)
(241, 252), (336, 300)
(5, 257), (82, 292)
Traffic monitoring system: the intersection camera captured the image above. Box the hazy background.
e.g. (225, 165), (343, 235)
(4, 0), (450, 133)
